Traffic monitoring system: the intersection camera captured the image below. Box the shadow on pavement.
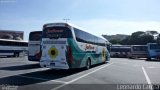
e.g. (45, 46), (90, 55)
(145, 60), (160, 62)
(0, 68), (84, 86)
(0, 63), (41, 71)
(0, 62), (106, 86)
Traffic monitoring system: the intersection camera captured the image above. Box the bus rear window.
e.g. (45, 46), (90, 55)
(43, 27), (72, 38)
(132, 46), (147, 51)
(29, 31), (42, 41)
(150, 44), (160, 49)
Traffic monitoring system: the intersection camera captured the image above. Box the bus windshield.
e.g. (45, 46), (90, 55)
(150, 44), (160, 50)
(132, 46), (147, 51)
(29, 31), (42, 41)
(43, 27), (72, 38)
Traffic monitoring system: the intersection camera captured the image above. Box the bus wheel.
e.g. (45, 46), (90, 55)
(129, 57), (133, 59)
(146, 57), (151, 61)
(14, 53), (19, 57)
(86, 59), (91, 70)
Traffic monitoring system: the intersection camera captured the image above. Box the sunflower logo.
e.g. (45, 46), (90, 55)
(48, 46), (58, 59)
(102, 48), (106, 61)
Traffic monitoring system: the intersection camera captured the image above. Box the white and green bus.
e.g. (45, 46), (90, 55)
(40, 23), (110, 69)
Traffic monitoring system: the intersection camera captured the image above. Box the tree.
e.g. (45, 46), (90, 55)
(139, 34), (155, 44)
(109, 39), (121, 44)
(129, 31), (145, 45)
(120, 31), (156, 45)
(146, 30), (158, 35)
(120, 36), (131, 45)
(107, 31), (158, 45)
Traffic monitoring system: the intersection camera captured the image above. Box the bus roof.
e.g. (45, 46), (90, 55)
(43, 22), (109, 42)
(131, 45), (147, 46)
(0, 39), (28, 43)
(30, 31), (42, 33)
(44, 22), (82, 29)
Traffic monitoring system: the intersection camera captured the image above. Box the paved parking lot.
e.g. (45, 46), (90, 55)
(0, 57), (160, 90)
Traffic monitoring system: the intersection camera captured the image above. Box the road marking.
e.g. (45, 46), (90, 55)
(18, 75), (67, 84)
(147, 67), (160, 69)
(51, 63), (113, 90)
(142, 67), (151, 84)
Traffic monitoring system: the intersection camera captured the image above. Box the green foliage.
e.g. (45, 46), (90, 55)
(120, 36), (131, 45)
(129, 31), (145, 45)
(146, 31), (158, 35)
(109, 31), (158, 45)
(109, 39), (121, 44)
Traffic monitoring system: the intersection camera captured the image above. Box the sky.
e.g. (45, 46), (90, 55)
(0, 0), (160, 41)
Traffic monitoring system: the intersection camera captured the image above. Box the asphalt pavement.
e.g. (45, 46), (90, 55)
(0, 57), (160, 90)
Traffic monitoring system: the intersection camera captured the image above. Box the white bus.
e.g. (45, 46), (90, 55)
(40, 22), (110, 70)
(128, 45), (148, 59)
(0, 39), (28, 57)
(28, 31), (42, 61)
(110, 45), (131, 58)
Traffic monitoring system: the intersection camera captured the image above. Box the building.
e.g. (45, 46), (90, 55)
(0, 30), (24, 40)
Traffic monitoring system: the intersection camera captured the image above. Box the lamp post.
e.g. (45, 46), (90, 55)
(63, 19), (70, 22)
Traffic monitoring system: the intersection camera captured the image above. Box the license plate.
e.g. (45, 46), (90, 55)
(50, 63), (55, 66)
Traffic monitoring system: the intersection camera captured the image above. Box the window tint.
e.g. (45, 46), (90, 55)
(150, 44), (160, 49)
(43, 27), (72, 38)
(0, 40), (28, 46)
(111, 47), (131, 52)
(74, 29), (86, 43)
(133, 46), (147, 51)
(29, 31), (42, 41)
(74, 28), (106, 46)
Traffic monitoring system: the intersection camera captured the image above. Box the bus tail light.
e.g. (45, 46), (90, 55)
(35, 51), (42, 60)
(67, 46), (73, 64)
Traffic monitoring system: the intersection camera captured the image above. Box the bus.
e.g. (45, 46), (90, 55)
(128, 45), (148, 59)
(28, 31), (42, 61)
(0, 39), (28, 57)
(147, 43), (160, 60)
(110, 45), (131, 58)
(40, 22), (110, 69)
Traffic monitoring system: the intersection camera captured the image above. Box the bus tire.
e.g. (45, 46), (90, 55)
(17, 53), (19, 57)
(7, 55), (11, 58)
(129, 57), (134, 59)
(14, 53), (19, 57)
(146, 57), (151, 61)
(104, 58), (107, 64)
(86, 59), (91, 70)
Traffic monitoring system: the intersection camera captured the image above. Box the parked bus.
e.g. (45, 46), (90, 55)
(110, 45), (131, 58)
(40, 22), (110, 69)
(28, 31), (42, 61)
(128, 45), (148, 59)
(0, 39), (28, 57)
(147, 43), (160, 60)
